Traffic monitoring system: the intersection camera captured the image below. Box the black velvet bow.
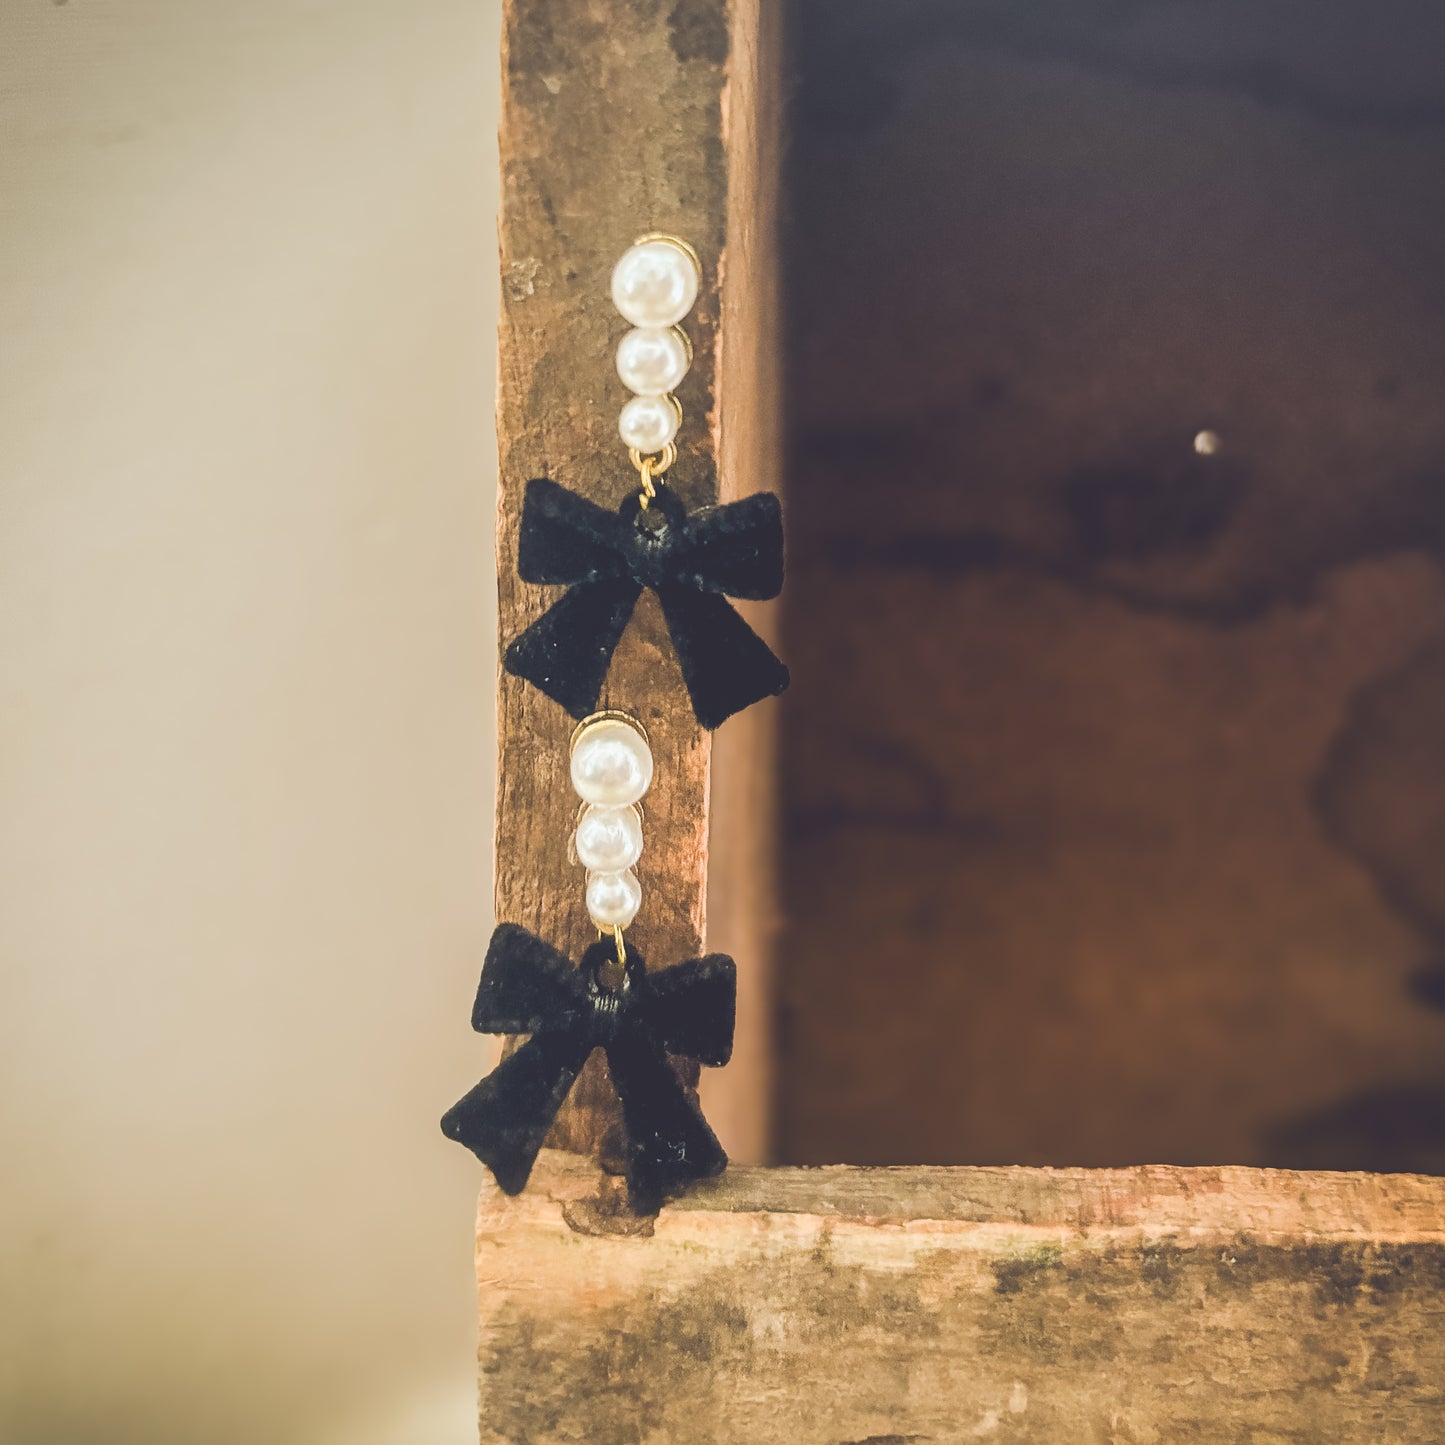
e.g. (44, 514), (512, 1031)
(503, 478), (789, 729)
(441, 923), (736, 1209)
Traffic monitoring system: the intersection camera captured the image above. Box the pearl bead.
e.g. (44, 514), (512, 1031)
(611, 239), (699, 327)
(619, 394), (680, 453)
(570, 717), (653, 806)
(616, 327), (690, 396)
(575, 804), (644, 872)
(586, 869), (642, 929)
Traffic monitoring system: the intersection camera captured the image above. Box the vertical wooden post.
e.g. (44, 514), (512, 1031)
(705, 0), (783, 1165)
(494, 0), (778, 1157)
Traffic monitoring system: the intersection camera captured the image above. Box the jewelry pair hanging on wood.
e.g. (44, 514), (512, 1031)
(503, 234), (790, 731)
(444, 237), (781, 1211)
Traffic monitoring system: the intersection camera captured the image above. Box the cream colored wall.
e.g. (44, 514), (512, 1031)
(0, 4), (500, 1441)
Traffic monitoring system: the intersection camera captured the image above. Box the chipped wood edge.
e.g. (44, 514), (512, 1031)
(484, 1149), (1445, 1245)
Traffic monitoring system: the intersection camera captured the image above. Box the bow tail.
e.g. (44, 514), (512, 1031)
(656, 584), (790, 730)
(440, 1030), (593, 1195)
(503, 577), (643, 720)
(605, 1032), (727, 1211)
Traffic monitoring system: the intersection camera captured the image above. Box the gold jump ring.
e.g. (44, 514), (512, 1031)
(628, 442), (676, 508)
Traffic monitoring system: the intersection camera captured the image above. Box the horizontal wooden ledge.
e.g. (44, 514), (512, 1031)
(476, 1153), (1445, 1444)
(480, 1148), (1445, 1243)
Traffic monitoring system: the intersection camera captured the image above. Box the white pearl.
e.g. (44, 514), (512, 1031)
(619, 394), (680, 452)
(586, 869), (642, 929)
(611, 239), (700, 327)
(575, 804), (643, 872)
(570, 717), (653, 806)
(616, 327), (690, 396)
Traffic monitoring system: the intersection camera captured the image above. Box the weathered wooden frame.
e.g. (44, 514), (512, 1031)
(482, 2), (1445, 1439)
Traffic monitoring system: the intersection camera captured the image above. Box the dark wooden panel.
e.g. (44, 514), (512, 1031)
(779, 0), (1445, 1171)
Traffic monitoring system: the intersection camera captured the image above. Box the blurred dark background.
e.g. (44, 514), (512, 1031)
(777, 0), (1445, 1172)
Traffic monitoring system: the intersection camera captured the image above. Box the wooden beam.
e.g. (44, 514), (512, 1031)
(477, 1151), (1445, 1443)
(702, 0), (782, 1165)
(493, 0), (778, 1158)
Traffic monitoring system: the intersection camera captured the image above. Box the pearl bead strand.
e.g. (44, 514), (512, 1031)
(570, 712), (654, 932)
(611, 236), (701, 460)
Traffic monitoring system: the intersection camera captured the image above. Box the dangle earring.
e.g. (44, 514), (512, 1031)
(502, 235), (790, 730)
(441, 712), (736, 1212)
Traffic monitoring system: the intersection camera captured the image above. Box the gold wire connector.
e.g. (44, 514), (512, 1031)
(591, 922), (628, 984)
(628, 441), (677, 507)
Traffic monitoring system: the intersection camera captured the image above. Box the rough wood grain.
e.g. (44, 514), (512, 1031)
(477, 1151), (1445, 1444)
(494, 0), (777, 1158)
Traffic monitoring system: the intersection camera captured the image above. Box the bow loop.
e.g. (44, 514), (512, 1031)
(471, 923), (588, 1034)
(639, 953), (737, 1067)
(517, 478), (632, 585)
(667, 492), (785, 600)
